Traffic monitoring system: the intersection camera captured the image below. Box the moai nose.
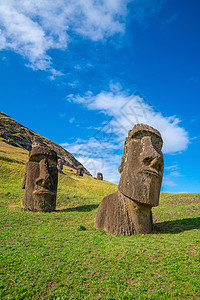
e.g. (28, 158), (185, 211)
(35, 158), (53, 189)
(149, 157), (163, 171)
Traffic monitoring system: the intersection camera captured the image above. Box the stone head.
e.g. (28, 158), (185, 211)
(76, 165), (84, 176)
(118, 124), (164, 207)
(97, 172), (103, 180)
(22, 146), (58, 211)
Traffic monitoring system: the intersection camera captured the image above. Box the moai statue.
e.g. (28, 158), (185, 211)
(95, 124), (164, 235)
(76, 165), (84, 176)
(58, 158), (64, 174)
(97, 172), (103, 180)
(22, 146), (58, 212)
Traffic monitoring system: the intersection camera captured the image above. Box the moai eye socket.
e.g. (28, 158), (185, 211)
(151, 135), (163, 151)
(143, 157), (154, 166)
(30, 154), (46, 162)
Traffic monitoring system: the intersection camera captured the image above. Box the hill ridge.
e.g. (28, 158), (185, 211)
(0, 111), (90, 175)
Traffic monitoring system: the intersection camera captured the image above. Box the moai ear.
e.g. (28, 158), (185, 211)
(118, 137), (129, 174)
(22, 163), (28, 189)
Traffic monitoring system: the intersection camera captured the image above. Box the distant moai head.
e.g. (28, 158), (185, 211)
(22, 146), (58, 212)
(57, 158), (64, 174)
(118, 124), (164, 207)
(76, 165), (84, 176)
(97, 172), (103, 180)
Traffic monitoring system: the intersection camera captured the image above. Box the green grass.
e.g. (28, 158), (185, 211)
(0, 141), (199, 299)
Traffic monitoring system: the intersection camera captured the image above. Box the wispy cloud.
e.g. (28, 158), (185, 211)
(0, 0), (132, 74)
(162, 14), (177, 26)
(162, 176), (177, 187)
(69, 117), (75, 124)
(67, 85), (189, 154)
(162, 163), (184, 188)
(61, 137), (121, 183)
(62, 84), (190, 182)
(0, 0), (166, 75)
(165, 164), (179, 171)
(162, 170), (183, 187)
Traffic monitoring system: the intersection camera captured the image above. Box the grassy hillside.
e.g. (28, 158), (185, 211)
(0, 139), (199, 299)
(0, 111), (90, 175)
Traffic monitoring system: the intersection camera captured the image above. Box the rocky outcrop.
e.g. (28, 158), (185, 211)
(0, 111), (90, 175)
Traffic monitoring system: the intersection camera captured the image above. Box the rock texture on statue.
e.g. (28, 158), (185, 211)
(76, 165), (84, 176)
(22, 146), (58, 212)
(58, 158), (64, 174)
(95, 124), (164, 235)
(97, 172), (103, 180)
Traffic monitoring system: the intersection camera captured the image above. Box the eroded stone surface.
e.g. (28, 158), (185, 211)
(22, 146), (58, 212)
(58, 158), (64, 174)
(76, 165), (84, 176)
(95, 123), (164, 235)
(118, 123), (164, 207)
(95, 190), (153, 235)
(97, 172), (103, 180)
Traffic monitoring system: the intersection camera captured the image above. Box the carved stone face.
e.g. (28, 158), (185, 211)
(76, 165), (84, 176)
(118, 124), (164, 207)
(97, 173), (103, 180)
(22, 146), (58, 212)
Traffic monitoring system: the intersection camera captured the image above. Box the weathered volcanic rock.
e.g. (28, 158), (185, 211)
(22, 146), (58, 212)
(95, 190), (153, 235)
(76, 165), (84, 176)
(97, 172), (103, 180)
(57, 159), (64, 174)
(95, 123), (164, 235)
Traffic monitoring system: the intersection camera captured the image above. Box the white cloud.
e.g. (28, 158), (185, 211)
(69, 117), (75, 124)
(63, 86), (190, 183)
(67, 87), (190, 154)
(165, 164), (179, 171)
(162, 14), (177, 26)
(77, 156), (120, 184)
(162, 170), (183, 188)
(61, 137), (121, 182)
(169, 171), (183, 177)
(0, 0), (167, 74)
(0, 0), (132, 73)
(162, 176), (177, 187)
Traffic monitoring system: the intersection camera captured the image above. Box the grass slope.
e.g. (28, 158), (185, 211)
(0, 111), (90, 175)
(0, 139), (199, 299)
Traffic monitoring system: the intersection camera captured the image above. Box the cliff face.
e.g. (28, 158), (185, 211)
(0, 111), (90, 175)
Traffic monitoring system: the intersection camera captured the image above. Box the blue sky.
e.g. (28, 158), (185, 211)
(0, 0), (199, 192)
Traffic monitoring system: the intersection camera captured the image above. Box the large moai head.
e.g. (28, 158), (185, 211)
(97, 172), (103, 180)
(76, 165), (84, 176)
(118, 124), (164, 207)
(22, 146), (58, 212)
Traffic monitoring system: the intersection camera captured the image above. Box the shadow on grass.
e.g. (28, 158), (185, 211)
(55, 204), (99, 213)
(154, 217), (200, 234)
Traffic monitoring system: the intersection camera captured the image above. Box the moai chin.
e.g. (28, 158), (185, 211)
(22, 146), (58, 212)
(76, 165), (84, 176)
(97, 172), (103, 180)
(95, 124), (164, 235)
